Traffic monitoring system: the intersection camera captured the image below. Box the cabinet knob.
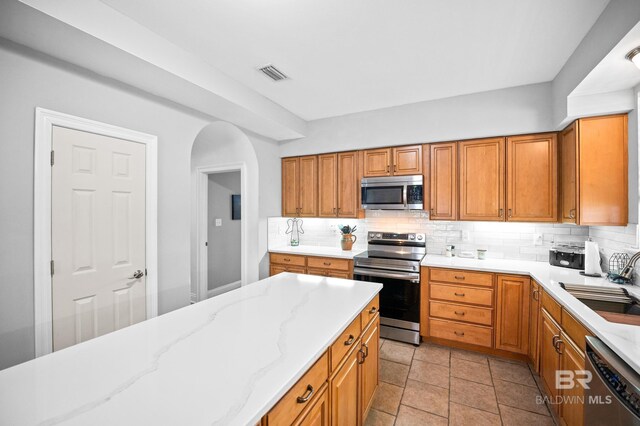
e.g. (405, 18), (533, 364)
(344, 335), (355, 346)
(369, 306), (378, 314)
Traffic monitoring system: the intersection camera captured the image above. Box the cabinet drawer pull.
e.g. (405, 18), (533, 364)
(344, 335), (355, 346)
(569, 209), (576, 219)
(499, 208), (504, 217)
(454, 331), (465, 336)
(454, 311), (465, 316)
(363, 343), (369, 358)
(454, 275), (465, 280)
(386, 165), (390, 173)
(508, 208), (513, 218)
(358, 349), (366, 365)
(296, 384), (314, 403)
(394, 165), (397, 172)
(323, 262), (331, 266)
(454, 292), (465, 297)
(369, 306), (378, 314)
(554, 338), (564, 355)
(283, 258), (291, 262)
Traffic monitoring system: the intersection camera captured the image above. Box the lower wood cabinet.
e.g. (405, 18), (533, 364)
(269, 253), (353, 279)
(540, 309), (561, 403)
(330, 344), (360, 426)
(529, 281), (541, 372)
(265, 302), (379, 426)
(495, 275), (530, 354)
(359, 317), (379, 419)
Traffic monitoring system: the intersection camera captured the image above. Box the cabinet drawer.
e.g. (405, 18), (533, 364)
(561, 309), (590, 353)
(429, 318), (493, 348)
(542, 290), (561, 323)
(271, 265), (306, 276)
(271, 253), (306, 267)
(330, 316), (361, 372)
(430, 268), (494, 287)
(429, 301), (493, 326)
(360, 295), (380, 329)
(307, 268), (352, 279)
(267, 351), (329, 425)
(307, 256), (350, 271)
(430, 283), (494, 307)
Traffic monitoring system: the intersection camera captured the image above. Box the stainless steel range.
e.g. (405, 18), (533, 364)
(353, 232), (426, 345)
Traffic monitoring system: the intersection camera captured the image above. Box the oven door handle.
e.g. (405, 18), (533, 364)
(353, 268), (420, 283)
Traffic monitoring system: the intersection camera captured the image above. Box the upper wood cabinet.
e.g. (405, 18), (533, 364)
(318, 152), (358, 218)
(495, 275), (530, 354)
(318, 154), (338, 217)
(363, 145), (422, 177)
(429, 142), (457, 220)
(459, 138), (505, 221)
(337, 152), (358, 217)
(363, 148), (392, 177)
(506, 133), (558, 222)
(282, 156), (318, 217)
(561, 114), (628, 226)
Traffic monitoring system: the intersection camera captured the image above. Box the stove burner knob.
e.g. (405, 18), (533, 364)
(376, 233), (382, 239)
(417, 235), (424, 241)
(409, 234), (415, 240)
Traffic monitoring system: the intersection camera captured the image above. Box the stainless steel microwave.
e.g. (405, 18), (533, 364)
(361, 175), (424, 210)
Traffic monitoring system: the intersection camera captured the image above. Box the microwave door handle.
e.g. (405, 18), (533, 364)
(403, 185), (408, 207)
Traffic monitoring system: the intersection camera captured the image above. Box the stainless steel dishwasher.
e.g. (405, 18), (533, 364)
(585, 336), (640, 425)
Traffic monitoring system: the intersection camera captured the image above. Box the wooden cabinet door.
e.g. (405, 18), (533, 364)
(299, 156), (318, 217)
(296, 385), (330, 426)
(540, 310), (561, 403)
(459, 138), (505, 221)
(282, 157), (300, 216)
(337, 152), (358, 217)
(318, 154), (338, 217)
(495, 275), (530, 354)
(330, 347), (360, 426)
(559, 335), (585, 426)
(429, 142), (457, 220)
(560, 123), (578, 223)
(578, 114), (628, 225)
(360, 317), (379, 420)
(506, 133), (558, 222)
(363, 148), (392, 177)
(528, 281), (541, 372)
(392, 145), (422, 175)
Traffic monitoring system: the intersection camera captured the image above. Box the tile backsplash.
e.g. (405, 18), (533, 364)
(269, 211), (638, 264)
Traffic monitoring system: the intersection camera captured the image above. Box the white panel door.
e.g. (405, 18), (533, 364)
(51, 126), (146, 351)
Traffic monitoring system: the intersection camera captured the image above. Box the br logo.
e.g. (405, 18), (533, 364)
(556, 370), (592, 390)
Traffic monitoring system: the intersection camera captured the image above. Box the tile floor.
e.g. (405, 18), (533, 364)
(365, 339), (556, 426)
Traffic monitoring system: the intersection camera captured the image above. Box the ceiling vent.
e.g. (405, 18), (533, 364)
(258, 64), (289, 82)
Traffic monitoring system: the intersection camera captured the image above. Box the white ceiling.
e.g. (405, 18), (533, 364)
(100, 0), (609, 121)
(571, 21), (640, 97)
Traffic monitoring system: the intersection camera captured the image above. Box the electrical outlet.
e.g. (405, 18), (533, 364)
(533, 233), (543, 246)
(215, 218), (222, 227)
(462, 230), (470, 242)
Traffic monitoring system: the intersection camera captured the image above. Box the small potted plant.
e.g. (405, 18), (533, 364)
(338, 224), (357, 251)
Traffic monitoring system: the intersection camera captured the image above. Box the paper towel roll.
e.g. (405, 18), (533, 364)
(584, 241), (603, 276)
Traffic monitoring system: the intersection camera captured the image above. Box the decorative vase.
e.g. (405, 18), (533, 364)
(341, 233), (357, 251)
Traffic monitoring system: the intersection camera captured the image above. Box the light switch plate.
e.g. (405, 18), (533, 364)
(215, 218), (222, 227)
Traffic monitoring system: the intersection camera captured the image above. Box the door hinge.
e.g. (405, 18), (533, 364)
(145, 268), (147, 276)
(50, 150), (54, 166)
(50, 260), (54, 276)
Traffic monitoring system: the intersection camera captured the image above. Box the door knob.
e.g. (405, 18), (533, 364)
(129, 270), (144, 279)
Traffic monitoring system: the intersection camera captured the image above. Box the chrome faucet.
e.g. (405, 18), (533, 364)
(620, 252), (640, 280)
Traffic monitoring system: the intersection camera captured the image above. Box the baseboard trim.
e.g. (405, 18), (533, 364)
(207, 280), (242, 299)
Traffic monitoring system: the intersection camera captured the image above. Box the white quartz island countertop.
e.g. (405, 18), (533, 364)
(421, 255), (640, 374)
(0, 273), (382, 426)
(269, 245), (365, 259)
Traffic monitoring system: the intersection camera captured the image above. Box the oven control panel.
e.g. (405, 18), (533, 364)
(368, 232), (425, 242)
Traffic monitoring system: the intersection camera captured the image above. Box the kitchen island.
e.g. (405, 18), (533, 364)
(0, 273), (382, 426)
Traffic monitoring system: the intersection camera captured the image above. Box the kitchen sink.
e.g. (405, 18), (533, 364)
(559, 283), (640, 325)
